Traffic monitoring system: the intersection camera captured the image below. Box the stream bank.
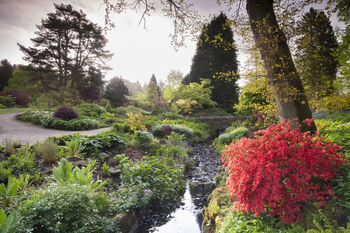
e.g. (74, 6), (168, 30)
(135, 141), (221, 232)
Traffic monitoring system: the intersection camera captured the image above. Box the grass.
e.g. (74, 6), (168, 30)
(0, 107), (30, 114)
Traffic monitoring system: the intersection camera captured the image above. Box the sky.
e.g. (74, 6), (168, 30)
(0, 0), (229, 85)
(0, 0), (342, 86)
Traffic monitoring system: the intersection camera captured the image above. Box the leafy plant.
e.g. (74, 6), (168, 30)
(0, 178), (18, 208)
(0, 96), (15, 108)
(36, 139), (58, 163)
(0, 89), (32, 107)
(130, 130), (154, 150)
(0, 162), (12, 182)
(52, 159), (105, 192)
(18, 183), (117, 233)
(78, 103), (106, 118)
(223, 119), (344, 223)
(0, 209), (22, 233)
(8, 144), (35, 172)
(2, 139), (15, 156)
(53, 106), (79, 121)
(166, 132), (185, 146)
(65, 138), (85, 158)
(102, 163), (110, 175)
(11, 174), (30, 193)
(125, 112), (146, 132)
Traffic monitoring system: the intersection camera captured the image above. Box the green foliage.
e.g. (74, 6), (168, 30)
(52, 159), (105, 192)
(2, 138), (16, 156)
(152, 123), (195, 142)
(19, 183), (117, 233)
(8, 144), (35, 172)
(20, 110), (103, 130)
(166, 132), (185, 146)
(0, 96), (14, 108)
(0, 162), (12, 182)
(113, 122), (131, 133)
(114, 105), (151, 116)
(162, 119), (212, 142)
(315, 113), (350, 157)
(35, 140), (58, 163)
(130, 130), (155, 150)
(145, 74), (163, 112)
(235, 77), (277, 124)
(0, 209), (22, 233)
(191, 107), (232, 117)
(113, 156), (185, 213)
(217, 126), (249, 145)
(102, 162), (110, 175)
(165, 79), (217, 115)
(182, 13), (239, 112)
(78, 103), (106, 118)
(0, 59), (15, 92)
(11, 174), (30, 193)
(124, 112), (147, 132)
(104, 77), (129, 107)
(0, 178), (18, 209)
(306, 209), (350, 233)
(65, 137), (85, 158)
(295, 8), (338, 100)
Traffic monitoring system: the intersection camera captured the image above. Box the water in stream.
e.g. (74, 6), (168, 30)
(136, 142), (221, 233)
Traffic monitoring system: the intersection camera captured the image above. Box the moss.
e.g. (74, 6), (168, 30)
(202, 187), (232, 233)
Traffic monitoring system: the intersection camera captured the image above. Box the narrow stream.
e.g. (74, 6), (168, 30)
(136, 142), (221, 233)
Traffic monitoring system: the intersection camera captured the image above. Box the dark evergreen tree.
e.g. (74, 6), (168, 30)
(104, 77), (129, 107)
(182, 13), (239, 112)
(296, 8), (338, 99)
(18, 3), (112, 90)
(0, 59), (15, 91)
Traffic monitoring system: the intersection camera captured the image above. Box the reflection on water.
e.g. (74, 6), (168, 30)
(150, 182), (201, 233)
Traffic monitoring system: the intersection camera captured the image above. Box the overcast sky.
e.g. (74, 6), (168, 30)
(0, 0), (231, 85)
(0, 0), (342, 86)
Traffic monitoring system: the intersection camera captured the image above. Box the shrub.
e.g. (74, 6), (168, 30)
(218, 127), (250, 145)
(113, 122), (131, 133)
(19, 183), (117, 233)
(311, 94), (350, 112)
(0, 89), (32, 107)
(36, 140), (59, 163)
(223, 119), (344, 223)
(125, 112), (147, 132)
(130, 130), (155, 150)
(0, 96), (15, 108)
(53, 106), (79, 121)
(0, 104), (5, 109)
(78, 86), (101, 102)
(78, 103), (106, 118)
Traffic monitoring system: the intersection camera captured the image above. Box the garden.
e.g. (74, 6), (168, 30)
(0, 0), (350, 233)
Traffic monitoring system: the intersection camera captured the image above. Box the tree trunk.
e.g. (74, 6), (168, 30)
(246, 0), (316, 132)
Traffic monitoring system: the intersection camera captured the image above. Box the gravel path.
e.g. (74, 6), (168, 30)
(0, 113), (112, 145)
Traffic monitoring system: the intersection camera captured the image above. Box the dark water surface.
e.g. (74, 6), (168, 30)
(136, 142), (221, 233)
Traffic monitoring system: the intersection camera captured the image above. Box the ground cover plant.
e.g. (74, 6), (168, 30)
(0, 109), (206, 232)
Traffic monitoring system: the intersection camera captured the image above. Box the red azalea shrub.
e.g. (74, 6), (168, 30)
(223, 119), (344, 223)
(53, 106), (79, 121)
(0, 89), (32, 107)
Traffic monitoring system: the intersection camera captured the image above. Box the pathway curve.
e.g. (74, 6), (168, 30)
(0, 113), (112, 145)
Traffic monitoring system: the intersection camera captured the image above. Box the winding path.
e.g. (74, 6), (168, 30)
(0, 113), (111, 145)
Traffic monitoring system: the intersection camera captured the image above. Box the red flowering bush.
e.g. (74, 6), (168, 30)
(223, 119), (344, 223)
(53, 106), (79, 121)
(0, 89), (32, 107)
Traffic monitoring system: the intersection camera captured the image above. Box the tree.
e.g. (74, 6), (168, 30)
(246, 0), (315, 132)
(0, 59), (15, 91)
(146, 74), (162, 111)
(295, 8), (338, 100)
(103, 0), (316, 131)
(165, 79), (216, 115)
(183, 13), (239, 112)
(104, 77), (129, 107)
(18, 3), (112, 90)
(166, 70), (183, 89)
(4, 65), (38, 96)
